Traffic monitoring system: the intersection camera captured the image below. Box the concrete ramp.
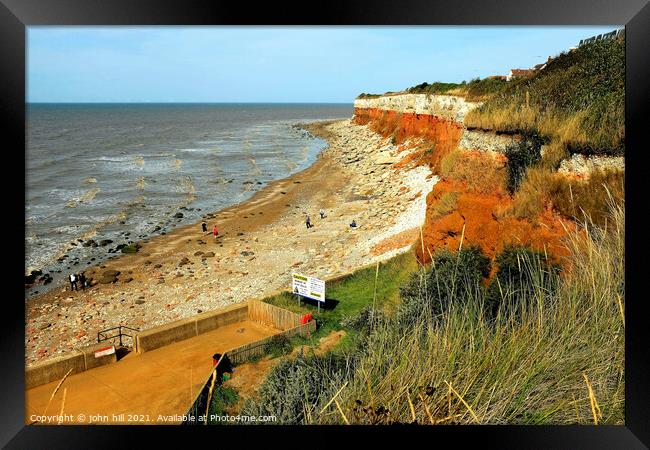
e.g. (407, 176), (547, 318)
(25, 319), (279, 425)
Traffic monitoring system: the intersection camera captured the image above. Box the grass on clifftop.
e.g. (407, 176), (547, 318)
(263, 251), (418, 345)
(406, 78), (509, 102)
(465, 38), (625, 156)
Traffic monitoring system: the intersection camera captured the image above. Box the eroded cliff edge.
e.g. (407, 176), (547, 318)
(353, 93), (623, 265)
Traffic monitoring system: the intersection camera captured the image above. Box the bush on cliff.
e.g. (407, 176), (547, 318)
(240, 352), (357, 424)
(485, 245), (561, 319)
(406, 81), (461, 95)
(463, 77), (509, 101)
(504, 133), (546, 193)
(397, 245), (490, 326)
(406, 77), (508, 101)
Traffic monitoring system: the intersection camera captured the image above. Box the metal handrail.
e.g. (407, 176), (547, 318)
(97, 325), (140, 347)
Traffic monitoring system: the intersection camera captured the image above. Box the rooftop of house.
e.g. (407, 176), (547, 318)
(509, 69), (535, 76)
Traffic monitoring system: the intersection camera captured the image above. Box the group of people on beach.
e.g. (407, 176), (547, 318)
(202, 221), (219, 240)
(68, 271), (87, 291)
(305, 209), (358, 230)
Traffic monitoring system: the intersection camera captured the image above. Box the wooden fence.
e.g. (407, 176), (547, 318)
(227, 320), (316, 365)
(248, 299), (302, 331)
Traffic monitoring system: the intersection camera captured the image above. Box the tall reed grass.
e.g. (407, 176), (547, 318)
(243, 201), (624, 425)
(319, 201), (624, 424)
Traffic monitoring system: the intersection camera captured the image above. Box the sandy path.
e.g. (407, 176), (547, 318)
(25, 119), (436, 365)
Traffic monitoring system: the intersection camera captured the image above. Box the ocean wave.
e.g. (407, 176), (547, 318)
(180, 176), (196, 203)
(178, 148), (210, 153)
(91, 155), (133, 163)
(65, 187), (101, 208)
(246, 155), (262, 176)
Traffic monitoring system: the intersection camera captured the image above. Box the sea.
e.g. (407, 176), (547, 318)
(26, 103), (353, 297)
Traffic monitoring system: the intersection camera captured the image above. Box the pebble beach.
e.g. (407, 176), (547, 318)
(25, 119), (436, 365)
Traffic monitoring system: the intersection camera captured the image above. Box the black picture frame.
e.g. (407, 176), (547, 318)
(2, 0), (648, 447)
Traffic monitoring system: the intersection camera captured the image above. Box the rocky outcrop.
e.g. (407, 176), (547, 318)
(558, 153), (625, 176)
(458, 129), (518, 153)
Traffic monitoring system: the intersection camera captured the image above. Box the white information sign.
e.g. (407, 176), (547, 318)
(292, 273), (326, 303)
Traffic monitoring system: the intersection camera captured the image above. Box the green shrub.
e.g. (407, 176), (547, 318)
(356, 93), (382, 99)
(340, 305), (387, 333)
(464, 77), (509, 101)
(207, 385), (239, 423)
(406, 81), (461, 95)
(265, 334), (292, 358)
(486, 245), (561, 319)
(397, 245), (490, 326)
(121, 243), (140, 254)
(241, 352), (356, 424)
(504, 133), (546, 193)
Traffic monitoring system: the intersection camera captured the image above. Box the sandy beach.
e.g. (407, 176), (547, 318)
(25, 119), (435, 365)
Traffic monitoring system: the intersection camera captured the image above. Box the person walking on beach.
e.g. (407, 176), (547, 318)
(79, 272), (87, 290)
(201, 221), (207, 233)
(69, 273), (77, 291)
(213, 224), (219, 240)
(305, 215), (312, 229)
(350, 219), (358, 228)
(319, 209), (326, 219)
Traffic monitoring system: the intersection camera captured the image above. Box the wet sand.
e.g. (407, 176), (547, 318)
(26, 119), (436, 365)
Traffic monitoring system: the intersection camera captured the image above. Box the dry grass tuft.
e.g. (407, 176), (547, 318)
(510, 166), (624, 224)
(439, 149), (506, 195)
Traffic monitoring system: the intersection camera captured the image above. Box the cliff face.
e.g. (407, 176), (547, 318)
(354, 93), (478, 123)
(353, 93), (572, 265)
(353, 107), (464, 160)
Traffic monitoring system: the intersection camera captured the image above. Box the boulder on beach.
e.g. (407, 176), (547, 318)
(98, 269), (120, 284)
(174, 212), (184, 219)
(374, 155), (399, 165)
(121, 243), (141, 254)
(25, 269), (42, 285)
(202, 252), (215, 258)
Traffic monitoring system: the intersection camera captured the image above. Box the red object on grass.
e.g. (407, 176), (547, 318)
(300, 313), (313, 325)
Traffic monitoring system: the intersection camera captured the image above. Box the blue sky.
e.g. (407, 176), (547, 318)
(27, 26), (619, 103)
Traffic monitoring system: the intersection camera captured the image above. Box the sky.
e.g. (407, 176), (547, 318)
(27, 26), (620, 103)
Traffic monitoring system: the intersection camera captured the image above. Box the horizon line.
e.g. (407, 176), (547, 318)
(27, 101), (355, 105)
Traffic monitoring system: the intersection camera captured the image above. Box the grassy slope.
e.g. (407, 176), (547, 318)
(465, 38), (625, 156)
(331, 203), (624, 425)
(357, 77), (508, 102)
(244, 203), (624, 425)
(264, 251), (418, 348)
